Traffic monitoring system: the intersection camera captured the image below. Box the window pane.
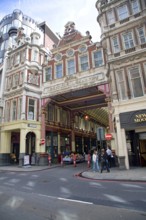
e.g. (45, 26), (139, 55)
(123, 32), (134, 49)
(129, 67), (144, 97)
(67, 59), (75, 75)
(112, 37), (120, 53)
(132, 0), (140, 14)
(28, 99), (35, 120)
(107, 10), (115, 24)
(56, 64), (63, 78)
(48, 104), (54, 121)
(116, 70), (127, 100)
(45, 67), (52, 81)
(118, 5), (129, 20)
(137, 27), (146, 44)
(80, 55), (88, 71)
(93, 51), (103, 67)
(12, 101), (17, 120)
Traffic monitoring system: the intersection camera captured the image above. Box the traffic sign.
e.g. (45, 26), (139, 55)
(40, 139), (45, 145)
(105, 133), (112, 140)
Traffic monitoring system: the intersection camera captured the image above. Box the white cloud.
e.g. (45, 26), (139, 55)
(0, 0), (101, 42)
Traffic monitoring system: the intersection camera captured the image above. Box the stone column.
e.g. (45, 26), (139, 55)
(40, 108), (46, 153)
(21, 95), (26, 119)
(115, 115), (127, 169)
(19, 129), (26, 166)
(110, 68), (118, 100)
(0, 131), (11, 165)
(58, 132), (61, 154)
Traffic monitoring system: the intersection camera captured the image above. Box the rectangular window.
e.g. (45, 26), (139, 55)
(93, 50), (103, 67)
(67, 59), (75, 75)
(107, 10), (115, 24)
(45, 67), (52, 81)
(5, 101), (10, 122)
(28, 99), (35, 120)
(118, 4), (129, 20)
(17, 98), (22, 120)
(131, 0), (140, 14)
(12, 100), (17, 121)
(60, 109), (68, 125)
(14, 52), (20, 66)
(137, 27), (146, 44)
(128, 66), (144, 98)
(48, 104), (54, 121)
(112, 37), (120, 53)
(116, 70), (127, 100)
(56, 63), (63, 79)
(80, 55), (89, 71)
(33, 50), (38, 62)
(123, 32), (134, 49)
(12, 73), (19, 88)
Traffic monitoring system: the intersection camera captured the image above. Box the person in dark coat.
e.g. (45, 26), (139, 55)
(99, 148), (110, 173)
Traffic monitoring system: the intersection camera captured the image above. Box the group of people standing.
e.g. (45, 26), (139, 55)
(92, 146), (112, 173)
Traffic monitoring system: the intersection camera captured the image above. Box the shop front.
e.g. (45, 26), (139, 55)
(120, 109), (146, 167)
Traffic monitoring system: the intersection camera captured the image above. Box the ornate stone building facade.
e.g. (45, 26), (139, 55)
(0, 20), (110, 166)
(96, 0), (146, 168)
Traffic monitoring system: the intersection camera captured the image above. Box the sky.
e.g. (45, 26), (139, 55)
(0, 0), (101, 42)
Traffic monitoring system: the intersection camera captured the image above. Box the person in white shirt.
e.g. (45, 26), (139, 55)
(106, 145), (112, 168)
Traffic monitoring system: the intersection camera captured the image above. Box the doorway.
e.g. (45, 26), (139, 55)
(139, 140), (146, 166)
(25, 132), (36, 155)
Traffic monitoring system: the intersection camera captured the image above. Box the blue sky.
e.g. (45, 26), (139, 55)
(0, 0), (101, 42)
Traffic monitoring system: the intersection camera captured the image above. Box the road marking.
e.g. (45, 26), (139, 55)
(22, 186), (33, 190)
(0, 177), (7, 180)
(37, 194), (93, 205)
(58, 197), (93, 205)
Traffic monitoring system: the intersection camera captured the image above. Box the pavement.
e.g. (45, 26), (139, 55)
(0, 164), (146, 182)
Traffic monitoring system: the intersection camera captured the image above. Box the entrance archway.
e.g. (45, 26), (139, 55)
(25, 132), (36, 155)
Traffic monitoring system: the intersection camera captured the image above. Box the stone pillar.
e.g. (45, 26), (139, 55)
(0, 131), (11, 165)
(71, 130), (75, 152)
(71, 112), (75, 152)
(58, 132), (61, 154)
(21, 95), (26, 119)
(19, 129), (26, 166)
(40, 108), (46, 153)
(110, 68), (118, 100)
(115, 115), (128, 169)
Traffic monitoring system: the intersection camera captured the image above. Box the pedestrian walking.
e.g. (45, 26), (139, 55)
(95, 150), (100, 172)
(92, 150), (97, 172)
(106, 145), (112, 168)
(99, 148), (110, 173)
